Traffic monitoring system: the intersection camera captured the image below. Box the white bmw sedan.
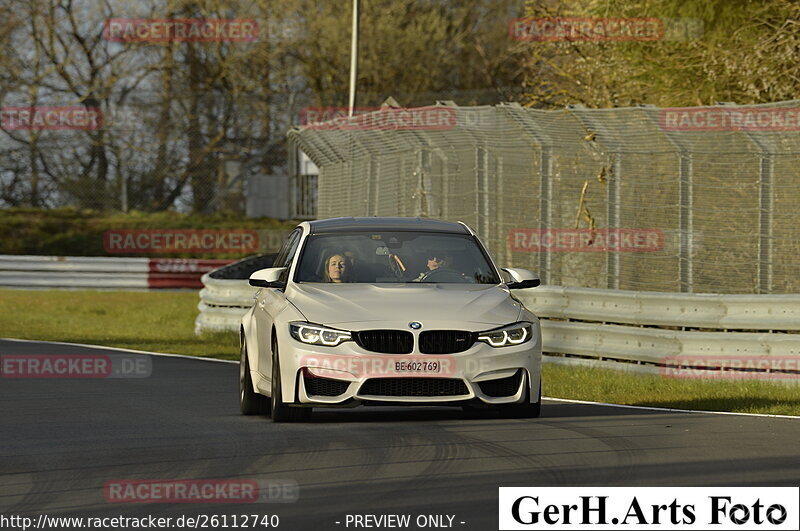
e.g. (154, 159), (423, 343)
(239, 217), (542, 422)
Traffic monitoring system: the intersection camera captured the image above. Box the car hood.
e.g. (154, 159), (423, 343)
(286, 283), (522, 327)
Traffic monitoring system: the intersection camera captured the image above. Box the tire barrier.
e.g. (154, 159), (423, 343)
(194, 254), (277, 334)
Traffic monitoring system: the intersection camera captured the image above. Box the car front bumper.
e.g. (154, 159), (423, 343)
(274, 325), (542, 407)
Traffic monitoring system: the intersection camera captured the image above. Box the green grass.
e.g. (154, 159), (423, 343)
(0, 288), (239, 360)
(543, 365), (800, 416)
(1, 288), (797, 416)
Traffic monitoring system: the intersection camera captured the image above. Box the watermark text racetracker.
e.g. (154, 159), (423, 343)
(104, 229), (259, 254)
(663, 355), (800, 380)
(104, 479), (298, 504)
(300, 353), (497, 379)
(509, 17), (703, 42)
(509, 229), (663, 253)
(103, 18), (258, 42)
(499, 487), (799, 530)
(300, 106), (456, 131)
(660, 106), (800, 131)
(0, 354), (151, 379)
(1, 106), (102, 130)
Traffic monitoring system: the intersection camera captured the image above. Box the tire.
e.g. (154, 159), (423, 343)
(239, 342), (268, 415)
(270, 339), (312, 423)
(497, 374), (541, 419)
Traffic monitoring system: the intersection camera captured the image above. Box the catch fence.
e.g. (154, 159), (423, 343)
(288, 100), (800, 294)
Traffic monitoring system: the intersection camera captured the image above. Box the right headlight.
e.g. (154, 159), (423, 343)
(477, 322), (533, 348)
(289, 322), (352, 347)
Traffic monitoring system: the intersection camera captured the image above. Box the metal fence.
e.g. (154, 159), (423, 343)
(288, 100), (800, 294)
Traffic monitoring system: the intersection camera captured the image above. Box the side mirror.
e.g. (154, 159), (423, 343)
(249, 267), (287, 289)
(501, 267), (540, 290)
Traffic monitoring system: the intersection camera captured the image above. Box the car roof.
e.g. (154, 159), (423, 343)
(306, 217), (471, 235)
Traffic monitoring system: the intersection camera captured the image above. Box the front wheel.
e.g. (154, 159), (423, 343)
(271, 340), (312, 423)
(239, 342), (268, 415)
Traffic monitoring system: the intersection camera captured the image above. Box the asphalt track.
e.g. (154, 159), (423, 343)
(1, 339), (799, 531)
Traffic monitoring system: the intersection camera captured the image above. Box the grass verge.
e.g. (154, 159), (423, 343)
(0, 288), (238, 361)
(543, 364), (800, 417)
(1, 288), (797, 416)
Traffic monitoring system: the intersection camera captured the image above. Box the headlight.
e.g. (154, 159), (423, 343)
(289, 322), (352, 347)
(477, 322), (532, 347)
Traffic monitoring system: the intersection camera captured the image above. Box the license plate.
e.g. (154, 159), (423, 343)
(394, 360), (441, 374)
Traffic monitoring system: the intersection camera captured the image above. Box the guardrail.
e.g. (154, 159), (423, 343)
(0, 255), (233, 289)
(195, 260), (800, 378)
(521, 286), (800, 331)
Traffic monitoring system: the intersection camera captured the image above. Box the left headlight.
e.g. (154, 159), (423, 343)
(477, 322), (533, 347)
(289, 322), (352, 347)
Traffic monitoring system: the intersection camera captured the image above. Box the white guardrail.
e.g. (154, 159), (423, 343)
(0, 255), (233, 289)
(196, 275), (800, 378)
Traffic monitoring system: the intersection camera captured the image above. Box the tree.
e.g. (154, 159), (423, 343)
(284, 0), (529, 108)
(518, 0), (800, 108)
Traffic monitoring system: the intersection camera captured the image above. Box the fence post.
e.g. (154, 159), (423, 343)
(498, 103), (554, 284)
(639, 105), (694, 293)
(607, 154), (621, 289)
(679, 152), (694, 293)
(757, 153), (774, 293)
(716, 103), (774, 294)
(539, 146), (553, 284)
(475, 145), (490, 239)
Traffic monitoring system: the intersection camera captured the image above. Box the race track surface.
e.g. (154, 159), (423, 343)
(1, 339), (799, 530)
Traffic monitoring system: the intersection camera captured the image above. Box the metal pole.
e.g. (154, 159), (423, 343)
(121, 174), (128, 212)
(717, 103), (774, 294)
(758, 154), (774, 293)
(348, 0), (359, 117)
(606, 155), (621, 289)
(539, 148), (552, 285)
(638, 105), (694, 293)
(679, 153), (693, 292)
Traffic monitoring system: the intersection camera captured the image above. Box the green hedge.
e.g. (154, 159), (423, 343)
(0, 208), (297, 258)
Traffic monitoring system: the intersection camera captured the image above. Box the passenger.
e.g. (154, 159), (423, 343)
(413, 253), (453, 281)
(323, 252), (351, 283)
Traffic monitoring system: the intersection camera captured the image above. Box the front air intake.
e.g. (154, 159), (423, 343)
(354, 330), (414, 354)
(359, 377), (469, 397)
(419, 330), (476, 354)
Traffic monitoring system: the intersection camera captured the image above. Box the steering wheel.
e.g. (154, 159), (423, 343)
(418, 268), (474, 283)
(387, 253), (406, 279)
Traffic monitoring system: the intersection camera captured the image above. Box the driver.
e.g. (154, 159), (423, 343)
(322, 252), (352, 283)
(412, 253), (454, 282)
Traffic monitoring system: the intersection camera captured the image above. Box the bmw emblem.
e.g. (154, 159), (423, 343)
(408, 321), (422, 330)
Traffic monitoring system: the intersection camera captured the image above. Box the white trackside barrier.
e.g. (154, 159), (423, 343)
(195, 273), (800, 378)
(195, 273), (260, 333)
(516, 286), (800, 331)
(0, 255), (232, 289)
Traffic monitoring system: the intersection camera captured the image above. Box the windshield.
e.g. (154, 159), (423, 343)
(295, 231), (500, 284)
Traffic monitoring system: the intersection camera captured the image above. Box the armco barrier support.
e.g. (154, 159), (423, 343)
(195, 269), (800, 378)
(0, 255), (233, 289)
